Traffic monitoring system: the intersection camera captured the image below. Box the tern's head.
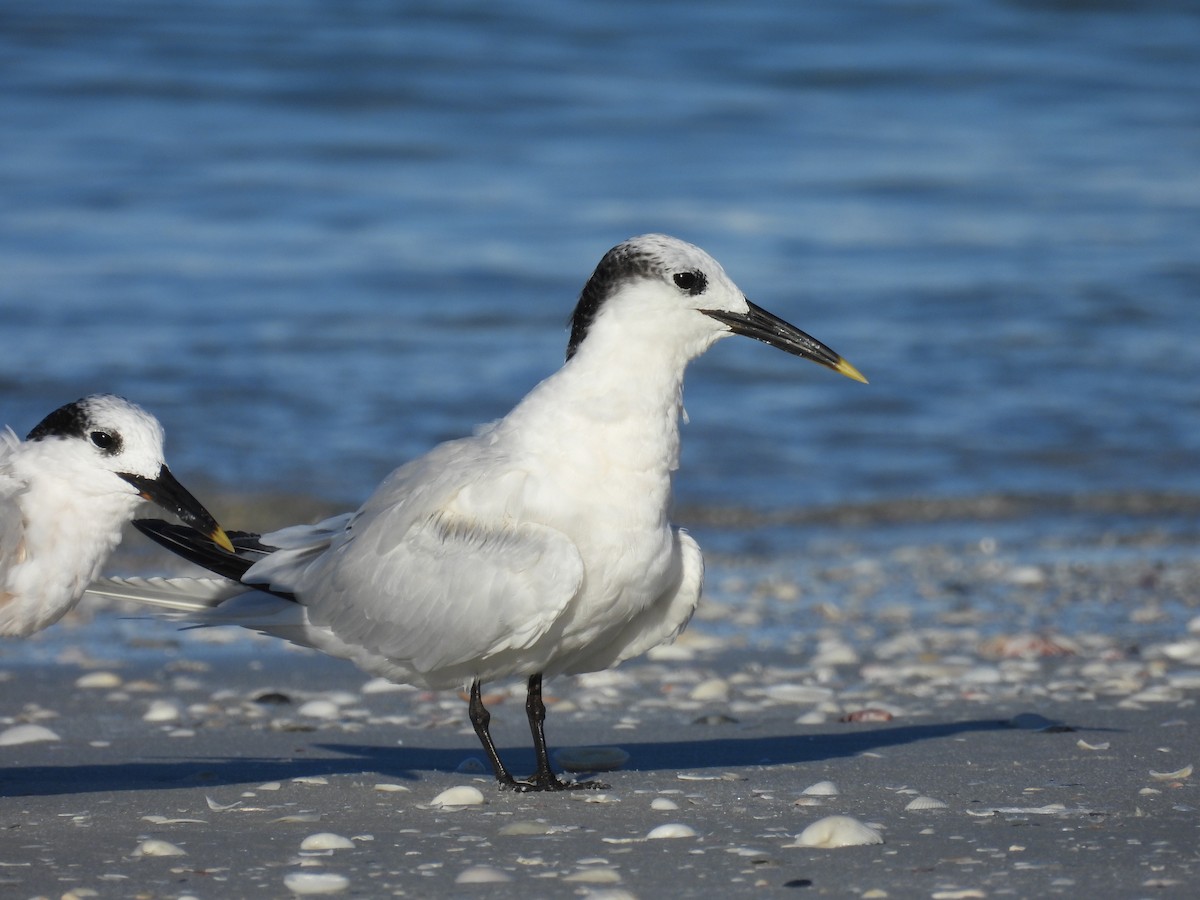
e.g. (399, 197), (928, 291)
(567, 234), (865, 382)
(25, 394), (233, 550)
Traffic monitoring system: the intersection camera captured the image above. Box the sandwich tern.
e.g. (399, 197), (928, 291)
(1, 394), (233, 637)
(92, 234), (866, 790)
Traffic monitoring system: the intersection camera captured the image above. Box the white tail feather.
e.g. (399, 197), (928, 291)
(85, 576), (243, 612)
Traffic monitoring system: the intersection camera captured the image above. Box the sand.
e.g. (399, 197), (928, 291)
(2, 505), (1199, 898)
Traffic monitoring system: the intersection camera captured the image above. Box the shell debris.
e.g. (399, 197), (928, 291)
(905, 796), (949, 810)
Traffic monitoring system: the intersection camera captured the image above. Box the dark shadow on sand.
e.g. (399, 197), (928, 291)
(0, 718), (1024, 798)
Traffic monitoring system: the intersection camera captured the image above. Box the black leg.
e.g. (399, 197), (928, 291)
(518, 673), (608, 792)
(467, 679), (518, 788)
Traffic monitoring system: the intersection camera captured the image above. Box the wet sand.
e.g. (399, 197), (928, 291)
(2, 505), (1199, 898)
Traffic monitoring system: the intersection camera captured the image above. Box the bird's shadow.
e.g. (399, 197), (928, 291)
(0, 717), (1044, 798)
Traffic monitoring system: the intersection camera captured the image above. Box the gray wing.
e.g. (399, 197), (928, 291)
(245, 438), (585, 676)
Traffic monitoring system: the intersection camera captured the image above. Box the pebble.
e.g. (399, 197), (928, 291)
(282, 872), (350, 894)
(792, 815), (884, 848)
(0, 724), (60, 746)
(429, 785), (486, 808)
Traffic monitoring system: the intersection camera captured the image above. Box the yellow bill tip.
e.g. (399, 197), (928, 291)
(833, 357), (869, 384)
(210, 527), (236, 554)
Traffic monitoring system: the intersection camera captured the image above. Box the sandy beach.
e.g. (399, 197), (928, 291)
(3, 503), (1199, 898)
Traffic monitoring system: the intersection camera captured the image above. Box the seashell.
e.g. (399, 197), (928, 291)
(297, 699), (341, 719)
(792, 815), (883, 848)
(904, 796), (948, 810)
(456, 866), (512, 883)
(646, 823), (698, 839)
(300, 833), (355, 851)
(143, 699), (180, 723)
(75, 671), (122, 689)
(1149, 764), (1193, 781)
(282, 872), (350, 894)
(0, 724), (60, 746)
(563, 868), (621, 883)
(801, 780), (840, 796)
(1076, 739), (1110, 751)
(429, 785), (486, 808)
(651, 797), (679, 811)
(134, 839), (186, 857)
(689, 678), (730, 702)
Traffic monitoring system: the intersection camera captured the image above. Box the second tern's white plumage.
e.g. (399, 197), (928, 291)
(1, 394), (232, 637)
(92, 234), (866, 790)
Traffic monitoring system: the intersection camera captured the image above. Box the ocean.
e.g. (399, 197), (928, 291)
(3, 0), (1198, 528)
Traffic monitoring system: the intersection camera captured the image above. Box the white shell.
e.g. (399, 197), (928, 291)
(75, 671), (122, 688)
(282, 872), (350, 894)
(0, 724), (60, 746)
(651, 797), (679, 811)
(689, 678), (730, 702)
(904, 796), (949, 810)
(300, 833), (355, 851)
(646, 823), (698, 839)
(297, 699), (341, 719)
(135, 839), (187, 857)
(1149, 764), (1193, 781)
(429, 785), (486, 808)
(793, 815), (884, 848)
(143, 700), (180, 723)
(801, 780), (840, 796)
(455, 866), (512, 883)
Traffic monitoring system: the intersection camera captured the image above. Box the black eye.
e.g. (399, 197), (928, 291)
(673, 271), (706, 295)
(90, 431), (116, 451)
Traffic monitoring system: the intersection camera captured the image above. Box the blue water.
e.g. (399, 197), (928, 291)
(2, 0), (1199, 513)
